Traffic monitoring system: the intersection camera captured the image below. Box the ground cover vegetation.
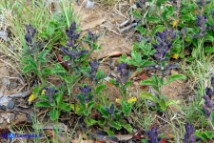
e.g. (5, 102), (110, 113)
(0, 0), (213, 142)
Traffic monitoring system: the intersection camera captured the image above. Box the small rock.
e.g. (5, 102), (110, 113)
(0, 117), (3, 123)
(0, 95), (11, 106)
(2, 77), (10, 86)
(26, 114), (33, 123)
(7, 101), (15, 109)
(1, 113), (15, 123)
(0, 30), (9, 41)
(10, 82), (18, 89)
(85, 0), (94, 9)
(0, 105), (7, 111)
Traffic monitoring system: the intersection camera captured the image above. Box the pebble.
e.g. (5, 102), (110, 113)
(0, 105), (7, 111)
(7, 101), (15, 109)
(26, 114), (33, 123)
(2, 77), (10, 86)
(85, 0), (94, 9)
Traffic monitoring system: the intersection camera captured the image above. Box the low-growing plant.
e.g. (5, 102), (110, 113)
(120, 40), (155, 70)
(183, 123), (196, 143)
(195, 130), (214, 142)
(2, 0), (214, 142)
(35, 87), (71, 121)
(133, 0), (214, 59)
(79, 64), (135, 134)
(202, 77), (214, 128)
(122, 28), (186, 112)
(19, 4), (137, 135)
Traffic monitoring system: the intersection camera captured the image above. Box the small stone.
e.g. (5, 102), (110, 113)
(0, 117), (3, 123)
(2, 77), (10, 86)
(0, 105), (7, 111)
(10, 82), (18, 88)
(26, 114), (33, 123)
(7, 101), (15, 109)
(85, 0), (94, 9)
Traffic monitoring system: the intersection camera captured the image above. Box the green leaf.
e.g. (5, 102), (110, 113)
(141, 139), (149, 143)
(54, 92), (62, 105)
(152, 25), (165, 35)
(121, 100), (132, 116)
(125, 80), (132, 86)
(156, 0), (167, 7)
(106, 128), (115, 136)
(212, 112), (214, 123)
(135, 26), (147, 35)
(121, 123), (133, 133)
(205, 47), (214, 54)
(140, 92), (158, 103)
(96, 84), (107, 94)
(204, 35), (214, 42)
(109, 121), (122, 130)
(84, 118), (98, 126)
(35, 101), (51, 107)
(165, 74), (186, 84)
(87, 101), (95, 112)
(141, 61), (154, 67)
(147, 16), (161, 24)
(38, 95), (49, 101)
(22, 59), (37, 73)
(53, 64), (67, 74)
(140, 79), (156, 86)
(166, 100), (180, 107)
(159, 99), (167, 111)
(132, 50), (142, 63)
(96, 70), (106, 80)
(49, 109), (59, 121)
(41, 68), (53, 75)
(162, 6), (175, 20)
(132, 10), (142, 18)
(37, 50), (49, 63)
(59, 103), (71, 112)
(195, 130), (214, 141)
(97, 105), (109, 118)
(46, 26), (55, 37)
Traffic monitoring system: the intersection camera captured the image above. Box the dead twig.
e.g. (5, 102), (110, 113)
(7, 90), (32, 98)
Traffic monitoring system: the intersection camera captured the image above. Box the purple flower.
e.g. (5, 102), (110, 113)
(136, 0), (147, 8)
(206, 87), (213, 98)
(183, 123), (195, 143)
(202, 77), (214, 117)
(203, 95), (213, 109)
(66, 22), (80, 40)
(212, 11), (214, 19)
(196, 15), (207, 28)
(89, 60), (99, 81)
(117, 63), (129, 83)
(211, 77), (214, 88)
(181, 28), (187, 38)
(202, 104), (212, 117)
(66, 39), (76, 48)
(147, 127), (159, 143)
(195, 15), (207, 38)
(105, 104), (114, 116)
(80, 86), (91, 95)
(202, 95), (214, 117)
(153, 29), (176, 61)
(206, 77), (214, 97)
(66, 22), (80, 48)
(196, 0), (210, 7)
(25, 25), (36, 44)
(60, 46), (88, 59)
(79, 86), (92, 102)
(88, 31), (98, 42)
(44, 87), (58, 103)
